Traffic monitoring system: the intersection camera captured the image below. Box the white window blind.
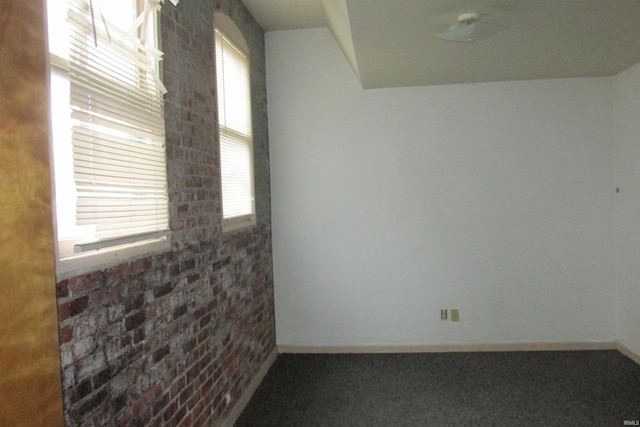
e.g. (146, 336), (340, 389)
(49, 0), (169, 259)
(215, 28), (255, 226)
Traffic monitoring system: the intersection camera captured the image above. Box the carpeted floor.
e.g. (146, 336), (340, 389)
(235, 350), (640, 426)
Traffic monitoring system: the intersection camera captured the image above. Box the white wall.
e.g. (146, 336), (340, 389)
(613, 62), (640, 356)
(267, 28), (615, 347)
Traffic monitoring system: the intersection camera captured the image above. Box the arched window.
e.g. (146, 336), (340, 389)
(214, 13), (255, 231)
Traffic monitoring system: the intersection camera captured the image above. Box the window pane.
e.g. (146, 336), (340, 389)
(95, 0), (136, 32)
(215, 27), (255, 225)
(48, 0), (168, 260)
(50, 66), (86, 240)
(216, 34), (251, 136)
(220, 132), (253, 218)
(47, 0), (69, 59)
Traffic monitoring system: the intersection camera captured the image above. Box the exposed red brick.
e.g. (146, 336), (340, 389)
(173, 303), (188, 320)
(174, 403), (187, 424)
(153, 345), (170, 363)
(69, 295), (89, 317)
(66, 272), (103, 296)
(134, 327), (146, 344)
(162, 399), (177, 422)
(121, 335), (132, 348)
(89, 286), (119, 307)
(58, 301), (71, 322)
(177, 413), (193, 427)
(124, 311), (145, 331)
(59, 325), (73, 344)
(152, 392), (170, 416)
(123, 294), (144, 314)
(153, 283), (173, 298)
(55, 2), (276, 426)
(56, 279), (69, 298)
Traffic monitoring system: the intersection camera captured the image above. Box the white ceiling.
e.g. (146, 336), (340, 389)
(239, 0), (327, 30)
(241, 0), (640, 89)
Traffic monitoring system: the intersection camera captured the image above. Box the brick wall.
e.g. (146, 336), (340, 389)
(55, 1), (275, 425)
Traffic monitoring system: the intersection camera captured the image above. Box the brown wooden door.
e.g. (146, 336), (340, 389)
(0, 1), (64, 425)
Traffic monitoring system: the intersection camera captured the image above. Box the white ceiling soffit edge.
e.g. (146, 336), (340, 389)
(240, 0), (327, 31)
(321, 0), (361, 82)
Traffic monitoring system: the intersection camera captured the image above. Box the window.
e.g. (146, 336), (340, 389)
(47, 0), (169, 275)
(214, 15), (255, 230)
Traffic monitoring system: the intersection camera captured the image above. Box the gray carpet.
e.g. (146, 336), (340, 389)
(235, 350), (640, 426)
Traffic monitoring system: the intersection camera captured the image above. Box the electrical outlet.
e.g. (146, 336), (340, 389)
(440, 309), (447, 320)
(451, 309), (459, 322)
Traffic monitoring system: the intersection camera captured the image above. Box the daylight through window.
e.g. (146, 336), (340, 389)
(47, 0), (169, 272)
(215, 23), (255, 230)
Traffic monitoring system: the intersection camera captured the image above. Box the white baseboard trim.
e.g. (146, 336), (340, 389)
(220, 348), (278, 427)
(278, 341), (616, 354)
(616, 341), (640, 365)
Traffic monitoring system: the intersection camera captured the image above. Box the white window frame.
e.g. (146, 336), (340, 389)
(214, 14), (256, 232)
(47, 0), (170, 278)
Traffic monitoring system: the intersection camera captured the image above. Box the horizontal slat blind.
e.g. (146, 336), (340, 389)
(215, 28), (255, 222)
(67, 0), (168, 247)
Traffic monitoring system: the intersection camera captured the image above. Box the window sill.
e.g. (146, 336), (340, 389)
(55, 236), (171, 281)
(222, 216), (257, 233)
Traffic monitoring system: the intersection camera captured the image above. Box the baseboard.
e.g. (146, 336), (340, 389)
(278, 341), (616, 354)
(616, 341), (640, 365)
(220, 348), (278, 427)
